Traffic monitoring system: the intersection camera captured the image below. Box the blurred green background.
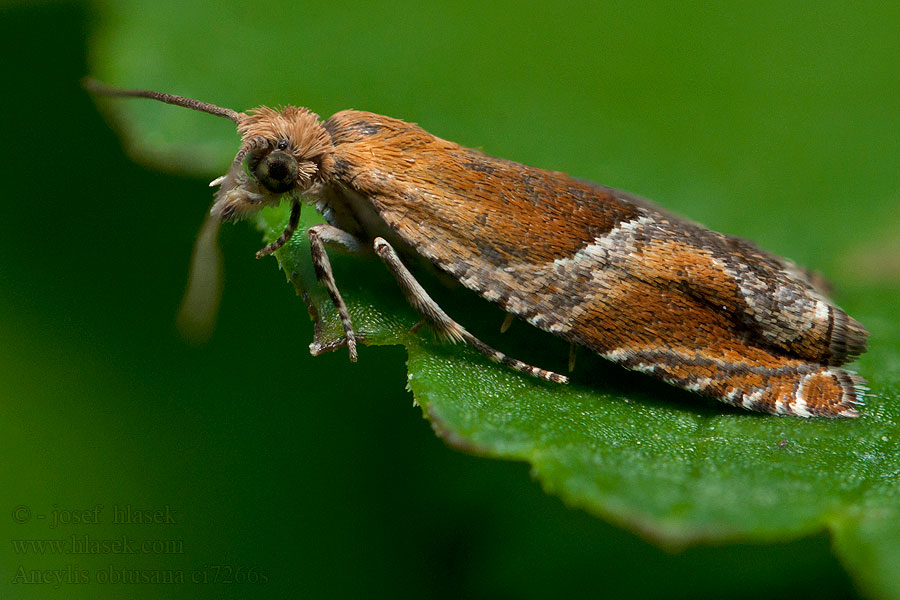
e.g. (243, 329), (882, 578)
(1, 1), (898, 599)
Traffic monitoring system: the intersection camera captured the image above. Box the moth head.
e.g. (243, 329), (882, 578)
(83, 80), (334, 342)
(210, 106), (334, 223)
(82, 79), (334, 222)
(250, 144), (299, 194)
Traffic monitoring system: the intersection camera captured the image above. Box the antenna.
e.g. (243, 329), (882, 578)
(83, 78), (241, 124)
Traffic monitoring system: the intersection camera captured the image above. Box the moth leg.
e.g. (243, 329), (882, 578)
(176, 211), (224, 344)
(308, 224), (364, 362)
(372, 237), (568, 384)
(295, 284), (356, 358)
(500, 313), (515, 333)
(256, 199), (301, 258)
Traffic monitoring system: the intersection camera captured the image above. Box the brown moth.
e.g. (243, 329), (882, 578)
(86, 80), (868, 418)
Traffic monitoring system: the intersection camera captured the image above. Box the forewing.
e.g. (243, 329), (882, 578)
(323, 110), (867, 366)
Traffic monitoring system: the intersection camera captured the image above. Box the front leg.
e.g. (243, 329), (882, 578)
(256, 199), (301, 259)
(372, 237), (568, 384)
(307, 224), (365, 362)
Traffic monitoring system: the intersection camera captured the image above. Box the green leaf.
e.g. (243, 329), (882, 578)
(258, 206), (900, 549)
(90, 1), (900, 597)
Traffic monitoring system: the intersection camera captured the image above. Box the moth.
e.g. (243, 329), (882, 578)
(87, 80), (868, 418)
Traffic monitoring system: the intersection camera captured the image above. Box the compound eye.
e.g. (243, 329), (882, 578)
(276, 140), (289, 150)
(253, 150), (298, 193)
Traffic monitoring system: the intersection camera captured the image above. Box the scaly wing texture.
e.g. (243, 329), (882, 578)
(322, 111), (868, 416)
